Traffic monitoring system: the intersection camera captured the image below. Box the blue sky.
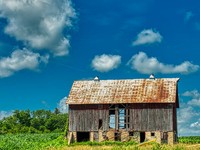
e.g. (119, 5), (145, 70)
(0, 0), (200, 136)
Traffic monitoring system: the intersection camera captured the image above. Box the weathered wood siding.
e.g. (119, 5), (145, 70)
(69, 105), (109, 132)
(129, 104), (174, 131)
(69, 103), (175, 132)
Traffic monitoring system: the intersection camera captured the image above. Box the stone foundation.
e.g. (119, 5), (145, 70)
(168, 131), (174, 145)
(68, 130), (175, 145)
(155, 131), (161, 144)
(90, 131), (94, 142)
(146, 132), (154, 141)
(129, 131), (140, 142)
(73, 132), (77, 142)
(121, 130), (129, 142)
(107, 129), (115, 141)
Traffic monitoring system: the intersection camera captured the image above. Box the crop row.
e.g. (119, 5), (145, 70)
(0, 133), (67, 150)
(178, 136), (200, 144)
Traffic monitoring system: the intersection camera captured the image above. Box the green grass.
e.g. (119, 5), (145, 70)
(0, 133), (200, 150)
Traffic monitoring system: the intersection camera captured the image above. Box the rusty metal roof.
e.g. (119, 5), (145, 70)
(66, 78), (179, 104)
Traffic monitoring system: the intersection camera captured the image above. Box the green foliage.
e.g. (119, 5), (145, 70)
(0, 109), (68, 134)
(0, 133), (65, 150)
(178, 136), (200, 144)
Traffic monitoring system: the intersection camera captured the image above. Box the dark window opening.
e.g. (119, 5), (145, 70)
(109, 104), (115, 109)
(115, 132), (121, 141)
(129, 132), (134, 136)
(151, 132), (155, 136)
(109, 109), (115, 114)
(140, 132), (145, 143)
(77, 132), (90, 142)
(98, 119), (103, 129)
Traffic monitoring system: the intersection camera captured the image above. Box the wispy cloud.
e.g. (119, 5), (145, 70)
(183, 90), (200, 107)
(184, 11), (194, 22)
(132, 29), (162, 46)
(41, 100), (50, 109)
(0, 110), (13, 120)
(0, 0), (76, 56)
(92, 54), (121, 72)
(195, 22), (200, 31)
(188, 99), (200, 107)
(127, 51), (199, 74)
(190, 121), (200, 128)
(182, 90), (200, 98)
(0, 48), (49, 78)
(57, 97), (68, 113)
(178, 90), (200, 136)
(178, 105), (197, 124)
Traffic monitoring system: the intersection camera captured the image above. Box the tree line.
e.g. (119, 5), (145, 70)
(0, 109), (68, 134)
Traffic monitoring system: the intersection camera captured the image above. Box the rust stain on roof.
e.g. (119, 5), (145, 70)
(66, 78), (179, 104)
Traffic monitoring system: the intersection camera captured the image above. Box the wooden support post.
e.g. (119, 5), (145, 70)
(68, 132), (73, 145)
(115, 105), (119, 130)
(126, 104), (129, 130)
(90, 132), (94, 142)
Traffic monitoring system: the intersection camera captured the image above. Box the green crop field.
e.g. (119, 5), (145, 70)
(0, 133), (67, 150)
(178, 136), (200, 144)
(0, 133), (200, 150)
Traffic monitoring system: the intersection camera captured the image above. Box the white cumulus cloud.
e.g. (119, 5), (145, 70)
(0, 0), (76, 56)
(0, 48), (49, 78)
(57, 97), (68, 113)
(127, 51), (199, 74)
(91, 54), (121, 72)
(132, 29), (162, 46)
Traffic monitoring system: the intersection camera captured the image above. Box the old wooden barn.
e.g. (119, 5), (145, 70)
(66, 76), (179, 145)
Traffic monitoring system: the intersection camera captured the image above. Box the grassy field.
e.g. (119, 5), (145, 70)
(0, 133), (200, 150)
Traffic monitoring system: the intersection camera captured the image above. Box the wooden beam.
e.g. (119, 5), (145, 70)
(115, 104), (119, 130)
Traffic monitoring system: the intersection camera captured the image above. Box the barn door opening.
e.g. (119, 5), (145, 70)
(161, 132), (168, 144)
(140, 132), (145, 143)
(77, 132), (90, 142)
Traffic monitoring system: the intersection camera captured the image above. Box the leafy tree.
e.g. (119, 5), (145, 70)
(54, 108), (60, 114)
(0, 109), (68, 134)
(13, 110), (31, 126)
